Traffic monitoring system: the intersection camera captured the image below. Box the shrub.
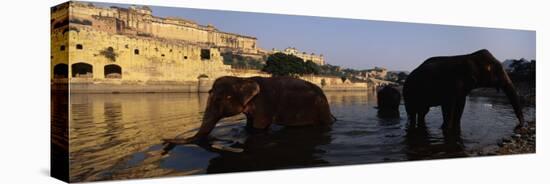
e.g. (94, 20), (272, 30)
(100, 47), (118, 62)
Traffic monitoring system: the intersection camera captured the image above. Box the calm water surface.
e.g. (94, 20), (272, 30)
(58, 91), (535, 182)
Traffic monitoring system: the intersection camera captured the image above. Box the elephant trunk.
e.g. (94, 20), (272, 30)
(189, 105), (222, 142)
(501, 73), (525, 129)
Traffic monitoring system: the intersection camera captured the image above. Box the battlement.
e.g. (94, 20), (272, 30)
(51, 1), (258, 56)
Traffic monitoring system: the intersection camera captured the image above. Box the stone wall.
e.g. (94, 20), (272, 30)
(227, 69), (270, 78)
(300, 75), (368, 91)
(51, 26), (232, 84)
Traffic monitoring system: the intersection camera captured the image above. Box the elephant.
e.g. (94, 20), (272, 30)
(165, 76), (336, 145)
(376, 85), (401, 118)
(402, 49), (524, 136)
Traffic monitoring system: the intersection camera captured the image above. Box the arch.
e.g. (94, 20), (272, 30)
(197, 74), (209, 79)
(71, 62), (93, 78)
(53, 64), (68, 78)
(104, 64), (122, 79)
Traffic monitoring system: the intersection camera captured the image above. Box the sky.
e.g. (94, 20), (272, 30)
(94, 2), (536, 72)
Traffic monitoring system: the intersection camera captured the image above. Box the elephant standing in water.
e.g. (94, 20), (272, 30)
(403, 49), (524, 136)
(165, 76), (335, 144)
(376, 86), (401, 118)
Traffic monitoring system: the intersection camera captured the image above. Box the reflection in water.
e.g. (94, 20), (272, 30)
(404, 126), (466, 160)
(62, 92), (535, 182)
(68, 93), (212, 181)
(51, 92), (69, 181)
(159, 125), (332, 175)
(209, 127), (331, 172)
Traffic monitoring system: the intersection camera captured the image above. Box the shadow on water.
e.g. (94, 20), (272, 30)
(161, 125), (332, 173)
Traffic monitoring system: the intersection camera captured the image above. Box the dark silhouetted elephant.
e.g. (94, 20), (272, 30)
(376, 86), (401, 118)
(403, 49), (524, 136)
(165, 76), (335, 144)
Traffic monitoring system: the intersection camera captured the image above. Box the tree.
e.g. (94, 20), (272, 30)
(262, 53), (306, 77)
(304, 60), (320, 75)
(510, 58), (528, 73)
(340, 76), (347, 83)
(321, 78), (327, 87)
(397, 72), (408, 84)
(508, 58), (535, 86)
(319, 64), (344, 76)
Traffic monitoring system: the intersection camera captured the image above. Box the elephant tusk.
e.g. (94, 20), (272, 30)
(211, 144), (244, 153)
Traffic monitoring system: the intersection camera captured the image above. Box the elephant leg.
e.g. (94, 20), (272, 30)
(405, 101), (417, 128)
(452, 96), (467, 134)
(442, 97), (461, 137)
(417, 107), (429, 128)
(407, 111), (417, 129)
(441, 102), (452, 133)
(245, 113), (256, 132)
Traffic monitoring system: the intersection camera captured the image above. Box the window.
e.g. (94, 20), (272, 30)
(184, 56), (188, 59)
(134, 49), (139, 55)
(60, 45), (65, 51)
(161, 54), (165, 57)
(76, 44), (83, 50)
(200, 49), (211, 60)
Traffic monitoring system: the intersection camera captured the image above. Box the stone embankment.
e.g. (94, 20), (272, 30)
(469, 121), (535, 156)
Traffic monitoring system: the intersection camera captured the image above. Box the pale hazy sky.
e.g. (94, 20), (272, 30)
(94, 2), (536, 71)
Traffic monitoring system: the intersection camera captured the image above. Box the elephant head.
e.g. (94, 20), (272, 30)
(467, 49), (525, 129)
(192, 76), (260, 142)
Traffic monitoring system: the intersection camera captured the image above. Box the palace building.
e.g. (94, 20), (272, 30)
(272, 47), (325, 66)
(51, 2), (265, 92)
(51, 2), (354, 93)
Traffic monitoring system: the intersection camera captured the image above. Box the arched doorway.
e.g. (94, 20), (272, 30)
(71, 63), (93, 78)
(104, 64), (122, 79)
(53, 63), (68, 78)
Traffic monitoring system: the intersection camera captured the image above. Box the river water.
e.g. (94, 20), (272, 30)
(56, 91), (535, 182)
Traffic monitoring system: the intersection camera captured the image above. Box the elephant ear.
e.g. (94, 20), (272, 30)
(238, 79), (260, 106)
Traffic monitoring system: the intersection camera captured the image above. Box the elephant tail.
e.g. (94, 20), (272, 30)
(331, 114), (338, 122)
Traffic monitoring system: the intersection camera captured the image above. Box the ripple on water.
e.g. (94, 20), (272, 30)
(62, 92), (535, 182)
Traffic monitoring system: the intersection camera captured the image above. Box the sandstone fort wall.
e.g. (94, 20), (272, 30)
(51, 2), (366, 93)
